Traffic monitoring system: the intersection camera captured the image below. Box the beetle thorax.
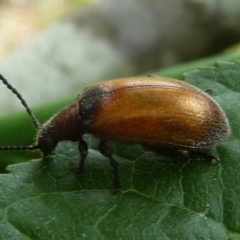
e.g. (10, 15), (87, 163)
(49, 101), (84, 142)
(36, 101), (84, 156)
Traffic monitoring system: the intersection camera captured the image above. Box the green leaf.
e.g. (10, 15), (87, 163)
(1, 61), (240, 239)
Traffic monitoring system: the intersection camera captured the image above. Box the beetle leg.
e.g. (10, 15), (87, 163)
(204, 154), (220, 164)
(205, 89), (214, 94)
(147, 74), (157, 78)
(76, 139), (88, 175)
(198, 152), (220, 164)
(98, 140), (122, 191)
(201, 148), (220, 164)
(190, 150), (220, 164)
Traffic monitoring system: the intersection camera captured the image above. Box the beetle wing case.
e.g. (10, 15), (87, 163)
(78, 77), (230, 150)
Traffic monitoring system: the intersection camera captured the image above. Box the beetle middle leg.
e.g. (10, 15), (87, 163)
(98, 140), (122, 191)
(76, 138), (88, 175)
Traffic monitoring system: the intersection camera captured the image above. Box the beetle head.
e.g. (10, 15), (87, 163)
(37, 124), (58, 157)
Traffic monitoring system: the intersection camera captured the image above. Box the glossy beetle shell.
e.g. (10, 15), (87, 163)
(79, 77), (229, 150)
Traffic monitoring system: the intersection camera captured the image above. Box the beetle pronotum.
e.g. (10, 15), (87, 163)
(0, 74), (230, 190)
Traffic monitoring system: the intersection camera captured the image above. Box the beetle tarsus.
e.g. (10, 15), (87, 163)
(206, 155), (220, 164)
(198, 151), (220, 164)
(76, 139), (88, 175)
(98, 141), (122, 191)
(205, 89), (214, 94)
(191, 151), (220, 165)
(147, 74), (157, 78)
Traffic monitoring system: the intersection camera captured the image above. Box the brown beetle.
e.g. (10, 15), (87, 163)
(0, 74), (230, 190)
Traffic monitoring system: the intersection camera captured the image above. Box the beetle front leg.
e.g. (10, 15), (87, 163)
(76, 138), (88, 175)
(98, 140), (122, 191)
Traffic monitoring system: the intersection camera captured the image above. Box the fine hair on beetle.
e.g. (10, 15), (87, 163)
(0, 73), (230, 190)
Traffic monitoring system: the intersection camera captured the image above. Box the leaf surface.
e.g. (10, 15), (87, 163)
(1, 61), (240, 239)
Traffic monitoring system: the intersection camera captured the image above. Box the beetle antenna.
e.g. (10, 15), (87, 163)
(0, 145), (39, 151)
(0, 74), (41, 129)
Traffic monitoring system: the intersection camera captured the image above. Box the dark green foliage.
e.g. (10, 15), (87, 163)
(0, 61), (240, 239)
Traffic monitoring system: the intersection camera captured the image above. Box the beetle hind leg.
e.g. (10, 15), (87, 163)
(203, 153), (220, 164)
(190, 149), (220, 164)
(98, 140), (122, 191)
(76, 139), (88, 175)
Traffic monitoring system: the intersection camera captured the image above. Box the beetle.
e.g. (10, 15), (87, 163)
(0, 74), (230, 190)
